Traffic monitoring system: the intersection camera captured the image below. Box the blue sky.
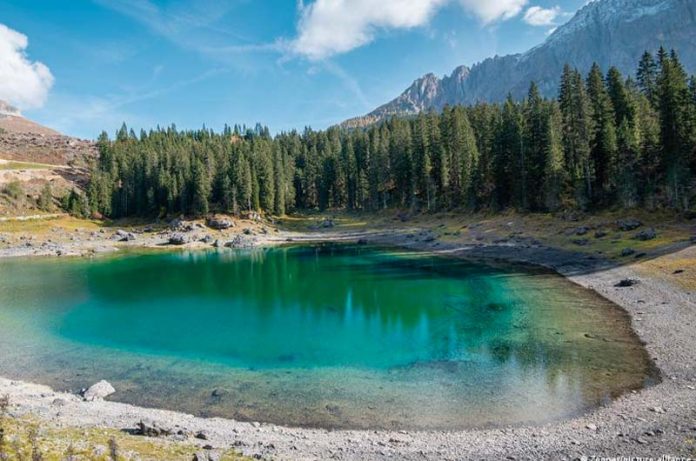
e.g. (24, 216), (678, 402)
(0, 0), (586, 139)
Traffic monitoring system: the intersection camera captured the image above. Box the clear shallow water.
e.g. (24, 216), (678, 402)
(0, 245), (656, 430)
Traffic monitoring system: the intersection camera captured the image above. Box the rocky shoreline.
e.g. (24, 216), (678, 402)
(0, 223), (695, 460)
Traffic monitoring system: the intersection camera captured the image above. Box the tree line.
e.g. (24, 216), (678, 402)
(86, 47), (696, 219)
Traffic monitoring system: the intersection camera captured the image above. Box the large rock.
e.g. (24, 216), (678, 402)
(634, 228), (657, 241)
(114, 230), (136, 242)
(617, 218), (642, 231)
(224, 235), (256, 249)
(168, 233), (188, 246)
(206, 217), (234, 230)
(82, 380), (115, 401)
(136, 419), (173, 438)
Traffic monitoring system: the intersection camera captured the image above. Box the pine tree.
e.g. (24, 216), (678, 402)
(543, 104), (567, 211)
(559, 65), (594, 209)
(637, 51), (658, 104)
(586, 63), (618, 205)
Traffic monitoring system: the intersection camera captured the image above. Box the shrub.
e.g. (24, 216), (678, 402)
(3, 181), (23, 200)
(38, 183), (53, 211)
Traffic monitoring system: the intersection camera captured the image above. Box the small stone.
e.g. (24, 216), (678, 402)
(51, 398), (68, 406)
(195, 431), (209, 440)
(586, 423), (598, 431)
(615, 279), (639, 288)
(636, 437), (648, 445)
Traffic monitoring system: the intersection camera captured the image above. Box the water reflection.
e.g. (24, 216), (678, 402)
(0, 246), (657, 430)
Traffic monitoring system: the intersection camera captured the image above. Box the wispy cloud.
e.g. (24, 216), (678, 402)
(289, 0), (530, 60)
(523, 5), (562, 26)
(92, 0), (256, 61)
(320, 61), (369, 107)
(0, 23), (54, 109)
(41, 68), (224, 138)
(458, 0), (528, 24)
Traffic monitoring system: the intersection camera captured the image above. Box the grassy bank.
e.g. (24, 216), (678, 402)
(0, 396), (248, 461)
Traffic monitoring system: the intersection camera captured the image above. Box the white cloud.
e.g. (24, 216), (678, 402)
(291, 0), (447, 60)
(523, 5), (561, 26)
(458, 0), (528, 24)
(0, 23), (54, 109)
(291, 0), (530, 60)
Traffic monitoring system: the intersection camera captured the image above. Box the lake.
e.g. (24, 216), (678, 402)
(0, 245), (656, 430)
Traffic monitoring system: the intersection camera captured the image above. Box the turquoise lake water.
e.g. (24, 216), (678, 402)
(0, 245), (656, 429)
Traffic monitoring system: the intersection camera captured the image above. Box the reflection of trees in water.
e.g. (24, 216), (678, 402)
(53, 246), (654, 379)
(82, 246), (510, 330)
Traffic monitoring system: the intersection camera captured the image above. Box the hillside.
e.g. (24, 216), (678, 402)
(343, 0), (696, 128)
(0, 101), (96, 217)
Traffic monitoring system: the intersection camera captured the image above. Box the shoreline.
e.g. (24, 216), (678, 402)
(1, 223), (695, 459)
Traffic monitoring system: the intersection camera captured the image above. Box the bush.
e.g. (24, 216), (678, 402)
(3, 181), (23, 200)
(61, 189), (89, 218)
(38, 183), (53, 211)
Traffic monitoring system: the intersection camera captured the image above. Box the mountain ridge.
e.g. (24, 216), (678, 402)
(342, 0), (696, 128)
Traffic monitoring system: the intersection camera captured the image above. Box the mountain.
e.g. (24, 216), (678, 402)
(0, 100), (96, 166)
(0, 100), (61, 137)
(342, 0), (696, 128)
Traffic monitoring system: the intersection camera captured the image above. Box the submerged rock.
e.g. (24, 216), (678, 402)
(621, 248), (636, 257)
(82, 380), (115, 401)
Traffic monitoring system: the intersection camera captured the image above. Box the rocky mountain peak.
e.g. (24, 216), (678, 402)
(343, 0), (696, 128)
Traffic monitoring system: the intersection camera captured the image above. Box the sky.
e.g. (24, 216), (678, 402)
(0, 0), (587, 139)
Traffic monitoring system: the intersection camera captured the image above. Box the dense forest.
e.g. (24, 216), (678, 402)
(85, 48), (696, 219)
